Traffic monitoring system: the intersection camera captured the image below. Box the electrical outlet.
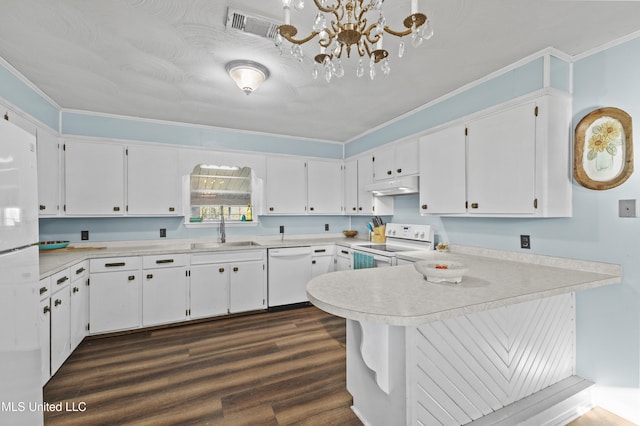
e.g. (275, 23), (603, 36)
(160, 228), (166, 238)
(619, 199), (637, 217)
(81, 230), (89, 241)
(520, 235), (530, 249)
(279, 225), (285, 234)
(324, 223), (329, 231)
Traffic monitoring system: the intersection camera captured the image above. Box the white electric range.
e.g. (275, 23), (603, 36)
(351, 223), (434, 267)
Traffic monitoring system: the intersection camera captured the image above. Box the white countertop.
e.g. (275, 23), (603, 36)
(306, 245), (622, 326)
(38, 234), (362, 279)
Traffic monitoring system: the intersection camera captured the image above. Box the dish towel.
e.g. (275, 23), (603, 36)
(354, 251), (375, 269)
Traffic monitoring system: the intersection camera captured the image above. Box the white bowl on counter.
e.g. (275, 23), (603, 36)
(414, 260), (468, 284)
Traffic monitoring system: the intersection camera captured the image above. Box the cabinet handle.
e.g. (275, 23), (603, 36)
(233, 267), (239, 272)
(421, 204), (428, 210)
(358, 207), (363, 211)
(113, 206), (120, 212)
(75, 267), (86, 275)
(387, 170), (392, 175)
(352, 207), (356, 211)
(471, 203), (479, 209)
(312, 260), (317, 264)
(73, 287), (79, 293)
(54, 299), (62, 307)
(169, 207), (175, 212)
(314, 249), (326, 253)
(219, 267), (225, 273)
(269, 207), (274, 211)
(128, 275), (135, 281)
(43, 306), (50, 314)
(39, 287), (48, 295)
(56, 276), (69, 285)
(341, 250), (349, 255)
(39, 205), (46, 210)
(310, 207), (315, 211)
(105, 262), (126, 268)
(397, 168), (402, 173)
(146, 274), (153, 279)
(155, 259), (174, 264)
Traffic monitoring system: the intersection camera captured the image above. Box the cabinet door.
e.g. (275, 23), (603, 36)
(419, 125), (467, 214)
(64, 140), (125, 215)
(38, 297), (51, 385)
(357, 156), (375, 213)
(467, 102), (536, 214)
(50, 286), (70, 376)
(69, 275), (88, 351)
(307, 160), (343, 214)
(89, 270), (141, 334)
(36, 129), (60, 216)
(265, 157), (307, 214)
(229, 261), (266, 313)
(372, 146), (395, 181)
(344, 159), (359, 214)
(311, 256), (334, 278)
(395, 139), (419, 176)
(142, 267), (187, 326)
(127, 146), (180, 215)
(189, 264), (229, 319)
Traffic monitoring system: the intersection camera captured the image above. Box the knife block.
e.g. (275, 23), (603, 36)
(372, 225), (386, 243)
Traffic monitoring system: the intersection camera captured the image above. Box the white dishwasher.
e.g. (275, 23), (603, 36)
(268, 246), (312, 307)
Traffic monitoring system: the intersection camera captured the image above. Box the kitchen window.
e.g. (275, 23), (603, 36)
(189, 164), (254, 223)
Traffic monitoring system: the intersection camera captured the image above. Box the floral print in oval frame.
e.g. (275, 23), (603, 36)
(574, 107), (633, 190)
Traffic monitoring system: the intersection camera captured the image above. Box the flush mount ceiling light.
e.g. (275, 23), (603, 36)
(276, 0), (433, 82)
(225, 60), (270, 95)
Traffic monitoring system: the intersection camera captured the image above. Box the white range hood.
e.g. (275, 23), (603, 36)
(364, 175), (419, 196)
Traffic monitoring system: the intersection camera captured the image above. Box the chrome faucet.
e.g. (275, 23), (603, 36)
(219, 206), (226, 243)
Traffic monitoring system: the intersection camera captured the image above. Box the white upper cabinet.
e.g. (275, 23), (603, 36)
(127, 145), (180, 216)
(467, 101), (537, 215)
(372, 139), (419, 181)
(419, 92), (572, 217)
(36, 129), (60, 216)
(307, 160), (343, 214)
(419, 124), (467, 214)
(64, 140), (126, 216)
(265, 156), (307, 214)
(344, 154), (394, 216)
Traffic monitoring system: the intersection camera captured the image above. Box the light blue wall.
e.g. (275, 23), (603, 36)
(0, 62), (59, 130)
(62, 111), (343, 159)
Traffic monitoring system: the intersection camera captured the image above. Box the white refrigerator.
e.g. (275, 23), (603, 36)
(0, 117), (43, 425)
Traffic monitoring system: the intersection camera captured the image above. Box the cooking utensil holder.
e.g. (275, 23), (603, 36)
(372, 225), (386, 243)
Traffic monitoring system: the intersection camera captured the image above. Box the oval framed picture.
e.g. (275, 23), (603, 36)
(574, 107), (633, 190)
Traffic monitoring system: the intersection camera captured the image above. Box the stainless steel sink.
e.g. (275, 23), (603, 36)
(190, 241), (260, 249)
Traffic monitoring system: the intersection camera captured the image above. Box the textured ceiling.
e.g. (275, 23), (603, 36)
(2, 0), (640, 143)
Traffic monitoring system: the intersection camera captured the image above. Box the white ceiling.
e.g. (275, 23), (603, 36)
(2, 0), (640, 143)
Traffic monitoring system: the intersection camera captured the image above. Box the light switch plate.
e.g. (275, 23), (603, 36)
(619, 199), (637, 217)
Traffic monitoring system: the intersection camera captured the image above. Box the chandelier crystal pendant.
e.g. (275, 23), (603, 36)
(276, 0), (433, 82)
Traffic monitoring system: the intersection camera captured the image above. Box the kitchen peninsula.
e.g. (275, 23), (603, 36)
(306, 245), (621, 426)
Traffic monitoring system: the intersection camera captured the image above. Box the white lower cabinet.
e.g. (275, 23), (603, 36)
(89, 257), (142, 334)
(335, 247), (353, 271)
(189, 250), (267, 316)
(311, 245), (335, 278)
(69, 261), (89, 351)
(50, 269), (71, 377)
(142, 254), (188, 327)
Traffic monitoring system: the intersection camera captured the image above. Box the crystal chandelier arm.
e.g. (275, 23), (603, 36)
(383, 13), (427, 37)
(312, 0), (341, 15)
(363, 23), (382, 45)
(278, 25), (322, 45)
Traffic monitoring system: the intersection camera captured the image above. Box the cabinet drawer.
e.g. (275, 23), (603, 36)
(90, 257), (142, 273)
(50, 268), (71, 289)
(190, 249), (266, 265)
(71, 260), (89, 282)
(311, 245), (335, 256)
(143, 254), (188, 269)
(38, 277), (51, 301)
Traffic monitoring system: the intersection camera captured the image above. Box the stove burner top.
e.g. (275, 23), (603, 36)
(356, 244), (413, 253)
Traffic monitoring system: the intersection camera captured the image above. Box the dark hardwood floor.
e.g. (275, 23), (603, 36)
(43, 306), (362, 425)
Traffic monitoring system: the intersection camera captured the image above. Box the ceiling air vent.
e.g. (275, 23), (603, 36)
(226, 7), (280, 40)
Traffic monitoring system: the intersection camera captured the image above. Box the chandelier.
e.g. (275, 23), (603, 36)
(276, 0), (433, 82)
